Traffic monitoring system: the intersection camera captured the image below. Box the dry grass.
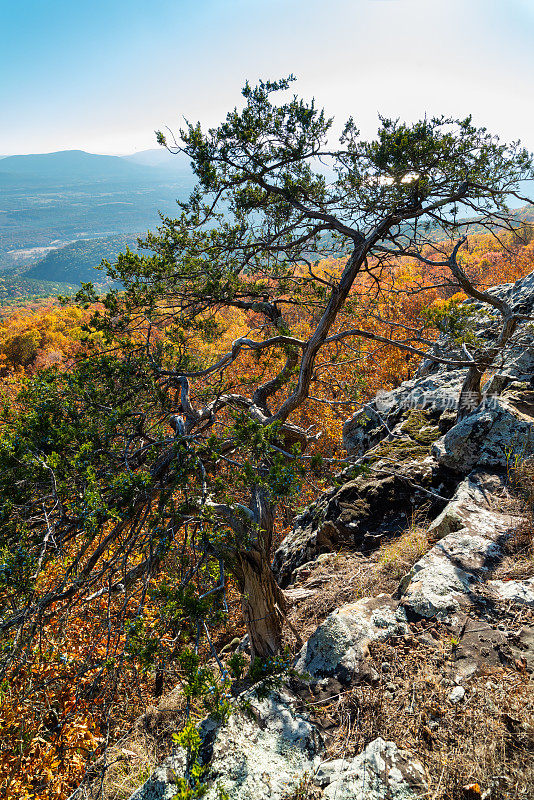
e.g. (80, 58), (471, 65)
(87, 734), (158, 800)
(281, 775), (323, 800)
(493, 518), (534, 581)
(79, 704), (186, 800)
(82, 495), (534, 800)
(306, 630), (534, 799)
(377, 522), (429, 580)
(91, 628), (534, 800)
(80, 517), (432, 799)
(285, 519), (430, 643)
(493, 458), (534, 581)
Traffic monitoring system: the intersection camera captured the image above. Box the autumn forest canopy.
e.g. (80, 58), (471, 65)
(1, 77), (534, 799)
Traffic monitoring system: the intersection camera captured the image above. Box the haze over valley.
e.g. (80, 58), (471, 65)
(0, 148), (194, 299)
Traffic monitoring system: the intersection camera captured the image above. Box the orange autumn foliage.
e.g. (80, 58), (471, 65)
(0, 303), (99, 380)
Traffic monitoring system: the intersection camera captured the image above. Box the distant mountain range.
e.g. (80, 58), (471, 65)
(122, 148), (193, 175)
(0, 148), (193, 186)
(0, 149), (195, 296)
(0, 150), (153, 184)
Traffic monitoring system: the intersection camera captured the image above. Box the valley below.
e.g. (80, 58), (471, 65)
(0, 149), (194, 300)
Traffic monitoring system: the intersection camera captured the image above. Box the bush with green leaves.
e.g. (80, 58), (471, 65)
(171, 722), (207, 799)
(422, 296), (491, 347)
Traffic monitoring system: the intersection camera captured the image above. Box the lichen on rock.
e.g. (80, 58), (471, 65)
(399, 471), (516, 618)
(432, 388), (534, 473)
(128, 690), (322, 800)
(319, 738), (428, 800)
(295, 594), (408, 683)
(123, 270), (534, 800)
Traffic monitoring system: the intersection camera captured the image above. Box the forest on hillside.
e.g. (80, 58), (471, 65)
(1, 79), (534, 800)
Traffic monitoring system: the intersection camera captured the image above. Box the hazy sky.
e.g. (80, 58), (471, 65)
(1, 0), (533, 156)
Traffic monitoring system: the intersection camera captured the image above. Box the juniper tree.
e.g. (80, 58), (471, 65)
(0, 77), (532, 668)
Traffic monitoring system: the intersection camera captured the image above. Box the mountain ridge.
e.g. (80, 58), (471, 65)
(0, 149), (177, 185)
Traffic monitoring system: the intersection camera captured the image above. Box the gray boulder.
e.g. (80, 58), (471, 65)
(280, 271), (534, 586)
(432, 384), (534, 473)
(274, 410), (452, 587)
(128, 690), (322, 800)
(203, 691), (321, 800)
(343, 371), (464, 456)
(487, 577), (534, 608)
(295, 594), (408, 683)
(426, 469), (510, 540)
(319, 738), (428, 800)
(400, 472), (516, 618)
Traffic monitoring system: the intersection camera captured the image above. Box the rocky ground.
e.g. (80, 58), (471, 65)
(74, 271), (534, 800)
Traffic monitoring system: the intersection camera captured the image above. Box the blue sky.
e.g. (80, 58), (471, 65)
(1, 0), (533, 155)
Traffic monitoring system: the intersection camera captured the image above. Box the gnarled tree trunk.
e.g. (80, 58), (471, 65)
(237, 547), (287, 660)
(457, 362), (486, 419)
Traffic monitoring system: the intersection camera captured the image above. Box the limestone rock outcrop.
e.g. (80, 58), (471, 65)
(130, 691), (322, 800)
(295, 594), (408, 683)
(273, 410), (454, 587)
(399, 471), (516, 618)
(318, 738), (428, 800)
(432, 384), (534, 472)
(488, 577), (534, 608)
(275, 269), (534, 586)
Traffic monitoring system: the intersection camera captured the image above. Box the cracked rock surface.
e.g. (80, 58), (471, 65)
(130, 691), (322, 800)
(294, 594), (408, 683)
(319, 738), (428, 800)
(399, 471), (515, 618)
